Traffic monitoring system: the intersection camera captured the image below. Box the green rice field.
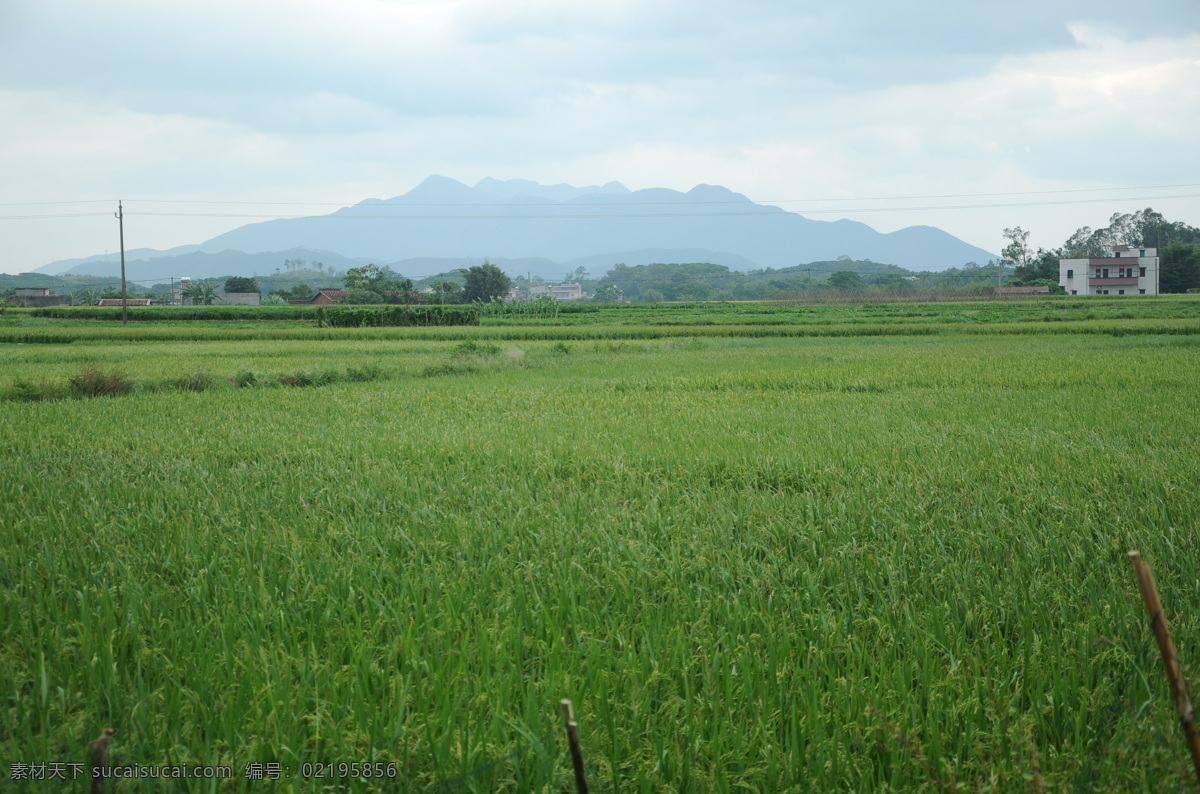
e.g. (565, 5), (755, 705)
(2, 298), (1200, 791)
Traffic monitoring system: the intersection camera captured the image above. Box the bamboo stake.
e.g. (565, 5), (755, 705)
(560, 699), (589, 794)
(1128, 551), (1200, 783)
(90, 727), (113, 794)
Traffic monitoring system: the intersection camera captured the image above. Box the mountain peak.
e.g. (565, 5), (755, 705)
(402, 175), (475, 201)
(474, 177), (630, 202)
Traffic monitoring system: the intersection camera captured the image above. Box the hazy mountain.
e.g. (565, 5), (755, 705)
(562, 248), (759, 274)
(42, 247), (368, 281)
(381, 256), (563, 279)
(195, 176), (996, 271)
(34, 177), (999, 279)
(33, 245), (202, 275)
(473, 177), (630, 202)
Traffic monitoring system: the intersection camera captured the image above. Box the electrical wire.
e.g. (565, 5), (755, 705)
(4, 191), (1196, 223)
(1, 182), (1198, 209)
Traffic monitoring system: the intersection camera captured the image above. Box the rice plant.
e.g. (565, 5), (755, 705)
(1, 328), (1199, 791)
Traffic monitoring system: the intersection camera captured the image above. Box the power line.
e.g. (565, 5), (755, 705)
(1, 182), (1198, 209)
(1, 191), (1183, 222)
(108, 193), (1200, 220)
(0, 212), (114, 220)
(0, 200), (115, 207)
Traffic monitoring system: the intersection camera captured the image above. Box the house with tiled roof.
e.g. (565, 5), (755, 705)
(312, 288), (346, 304)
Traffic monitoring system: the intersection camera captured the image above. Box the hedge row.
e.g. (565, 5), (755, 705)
(317, 305), (481, 327)
(30, 305), (320, 321)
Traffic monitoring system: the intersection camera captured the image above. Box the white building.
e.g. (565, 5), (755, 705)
(549, 283), (582, 300)
(1059, 246), (1159, 296)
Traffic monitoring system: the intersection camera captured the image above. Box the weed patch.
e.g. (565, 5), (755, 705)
(68, 366), (133, 398)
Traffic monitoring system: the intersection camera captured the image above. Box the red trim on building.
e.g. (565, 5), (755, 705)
(1088, 277), (1138, 286)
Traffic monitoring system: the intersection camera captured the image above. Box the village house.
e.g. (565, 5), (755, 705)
(12, 287), (70, 307)
(284, 288), (347, 304)
(548, 283), (582, 300)
(1059, 246), (1159, 296)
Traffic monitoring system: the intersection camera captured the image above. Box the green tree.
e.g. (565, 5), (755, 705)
(462, 261), (511, 303)
(343, 264), (388, 293)
(71, 288), (100, 306)
(641, 288), (664, 303)
(183, 281), (217, 305)
(272, 283), (314, 299)
(827, 271), (865, 290)
(224, 277), (260, 293)
(1062, 208), (1199, 256)
(1160, 242), (1200, 293)
(592, 284), (624, 302)
(428, 281), (463, 303)
(343, 264), (418, 304)
(1001, 226), (1032, 275)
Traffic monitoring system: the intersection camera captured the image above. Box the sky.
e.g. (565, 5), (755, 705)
(1, 0), (1199, 274)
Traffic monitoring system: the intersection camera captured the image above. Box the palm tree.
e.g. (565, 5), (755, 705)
(183, 281), (217, 305)
(72, 288), (100, 306)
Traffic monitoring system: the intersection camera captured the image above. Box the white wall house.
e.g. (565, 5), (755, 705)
(549, 283), (582, 300)
(1059, 246), (1159, 296)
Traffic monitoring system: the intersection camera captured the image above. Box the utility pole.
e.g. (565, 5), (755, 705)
(116, 201), (128, 324)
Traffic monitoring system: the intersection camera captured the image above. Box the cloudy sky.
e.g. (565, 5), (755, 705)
(1, 0), (1198, 274)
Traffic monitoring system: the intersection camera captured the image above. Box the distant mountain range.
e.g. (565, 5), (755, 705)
(35, 176), (997, 279)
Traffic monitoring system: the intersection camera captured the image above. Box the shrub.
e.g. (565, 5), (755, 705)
(420, 361), (476, 377)
(69, 366), (134, 398)
(551, 342), (571, 354)
(231, 371), (259, 388)
(8, 378), (66, 402)
(278, 372), (315, 387)
(344, 365), (382, 382)
(453, 340), (500, 357)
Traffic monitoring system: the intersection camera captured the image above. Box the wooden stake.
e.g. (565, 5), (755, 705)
(90, 727), (114, 794)
(1128, 551), (1200, 783)
(560, 699), (589, 794)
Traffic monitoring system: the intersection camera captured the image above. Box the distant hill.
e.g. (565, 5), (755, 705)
(32, 177), (998, 278)
(38, 247), (369, 281)
(195, 176), (996, 271)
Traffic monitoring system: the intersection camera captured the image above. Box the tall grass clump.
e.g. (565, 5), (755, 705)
(231, 370), (259, 388)
(5, 378), (67, 402)
(67, 365), (133, 398)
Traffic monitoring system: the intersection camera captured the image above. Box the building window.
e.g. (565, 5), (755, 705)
(1067, 269), (1073, 279)
(1139, 289), (1146, 294)
(1140, 267), (1146, 277)
(1071, 290), (1077, 295)
(1140, 249), (1146, 257)
(1118, 290), (1125, 295)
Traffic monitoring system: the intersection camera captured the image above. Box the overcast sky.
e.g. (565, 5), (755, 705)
(2, 0), (1198, 274)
